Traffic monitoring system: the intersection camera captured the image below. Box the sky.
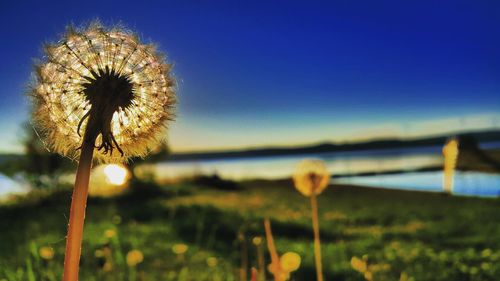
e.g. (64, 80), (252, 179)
(0, 0), (499, 153)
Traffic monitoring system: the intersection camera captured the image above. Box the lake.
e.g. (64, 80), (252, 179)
(141, 142), (500, 196)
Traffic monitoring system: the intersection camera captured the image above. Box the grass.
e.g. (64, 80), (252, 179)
(1, 178), (500, 280)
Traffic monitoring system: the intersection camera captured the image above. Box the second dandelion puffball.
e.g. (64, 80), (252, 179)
(293, 159), (330, 196)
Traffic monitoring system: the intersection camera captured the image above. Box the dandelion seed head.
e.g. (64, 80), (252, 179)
(292, 159), (330, 196)
(30, 21), (176, 162)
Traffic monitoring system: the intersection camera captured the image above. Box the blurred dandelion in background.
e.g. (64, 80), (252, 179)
(264, 219), (300, 281)
(443, 138), (459, 194)
(29, 20), (176, 280)
(252, 236), (265, 281)
(351, 256), (371, 280)
(293, 159), (330, 281)
(351, 255), (393, 281)
(279, 252), (301, 273)
(293, 159), (330, 197)
(39, 246), (55, 261)
(206, 257), (218, 267)
(172, 243), (189, 255)
(104, 229), (116, 239)
(126, 250), (144, 267)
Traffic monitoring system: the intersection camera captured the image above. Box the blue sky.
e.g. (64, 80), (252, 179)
(0, 0), (499, 153)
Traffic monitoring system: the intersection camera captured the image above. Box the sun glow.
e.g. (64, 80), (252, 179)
(88, 164), (131, 197)
(103, 164), (131, 185)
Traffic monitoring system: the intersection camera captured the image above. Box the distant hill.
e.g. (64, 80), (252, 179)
(166, 129), (500, 161)
(0, 154), (24, 165)
(1, 130), (500, 164)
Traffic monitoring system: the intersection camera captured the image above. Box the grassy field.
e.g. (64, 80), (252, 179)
(1, 178), (500, 281)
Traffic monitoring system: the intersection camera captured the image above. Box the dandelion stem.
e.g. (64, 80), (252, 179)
(256, 241), (265, 281)
(310, 193), (324, 281)
(264, 219), (281, 281)
(62, 137), (94, 281)
(240, 232), (248, 281)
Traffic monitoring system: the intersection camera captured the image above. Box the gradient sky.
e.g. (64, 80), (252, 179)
(0, 0), (499, 153)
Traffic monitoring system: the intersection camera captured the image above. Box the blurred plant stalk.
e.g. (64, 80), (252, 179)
(310, 191), (324, 281)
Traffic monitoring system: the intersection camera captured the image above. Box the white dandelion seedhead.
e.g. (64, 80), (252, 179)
(293, 159), (330, 196)
(30, 21), (176, 162)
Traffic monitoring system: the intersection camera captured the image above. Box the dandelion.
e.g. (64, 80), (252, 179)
(280, 252), (301, 273)
(351, 255), (391, 281)
(238, 232), (248, 281)
(29, 21), (175, 280)
(39, 246), (55, 260)
(293, 159), (330, 197)
(350, 256), (371, 281)
(442, 138), (459, 194)
(264, 219), (281, 281)
(252, 236), (265, 281)
(263, 219), (300, 281)
(206, 257), (218, 267)
(172, 243), (188, 255)
(292, 159), (330, 281)
(104, 229), (116, 239)
(126, 250), (144, 267)
(252, 236), (262, 246)
(351, 256), (368, 273)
